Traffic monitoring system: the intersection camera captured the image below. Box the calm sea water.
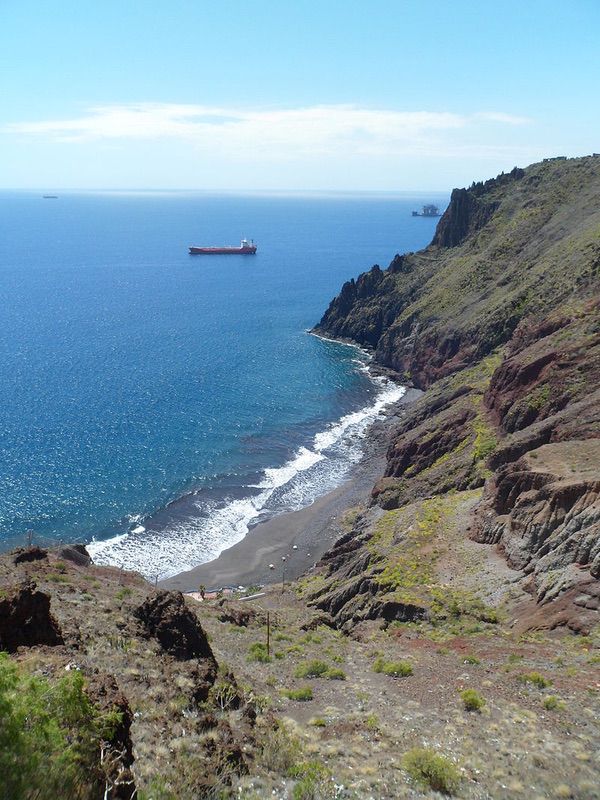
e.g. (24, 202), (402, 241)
(0, 191), (445, 578)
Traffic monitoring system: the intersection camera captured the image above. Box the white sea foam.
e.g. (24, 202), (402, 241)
(253, 446), (324, 489)
(89, 371), (405, 582)
(131, 525), (145, 534)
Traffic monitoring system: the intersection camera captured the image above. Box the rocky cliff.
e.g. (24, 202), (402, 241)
(313, 156), (600, 633)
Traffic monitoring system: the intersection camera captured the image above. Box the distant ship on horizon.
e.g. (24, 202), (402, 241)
(42, 195), (58, 199)
(189, 238), (257, 255)
(412, 204), (441, 217)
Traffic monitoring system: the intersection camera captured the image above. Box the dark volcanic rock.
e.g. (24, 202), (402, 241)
(433, 168), (524, 249)
(365, 599), (429, 624)
(0, 580), (64, 651)
(217, 600), (262, 627)
(13, 546), (48, 564)
(485, 301), (600, 434)
(86, 672), (136, 799)
(57, 543), (93, 567)
(134, 590), (217, 663)
(384, 404), (476, 480)
(433, 187), (499, 248)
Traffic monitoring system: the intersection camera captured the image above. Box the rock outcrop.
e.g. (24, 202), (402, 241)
(474, 442), (600, 601)
(135, 589), (216, 663)
(86, 672), (136, 799)
(0, 580), (64, 651)
(313, 156), (600, 631)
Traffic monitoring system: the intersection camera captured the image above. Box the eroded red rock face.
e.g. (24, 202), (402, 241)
(314, 156), (600, 632)
(485, 300), (600, 434)
(0, 580), (64, 651)
(474, 441), (600, 607)
(470, 301), (600, 625)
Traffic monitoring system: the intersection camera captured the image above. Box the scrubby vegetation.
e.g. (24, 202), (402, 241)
(294, 659), (330, 678)
(0, 653), (120, 800)
(284, 686), (313, 702)
(402, 747), (461, 794)
(373, 657), (413, 677)
(518, 672), (553, 689)
(459, 688), (485, 712)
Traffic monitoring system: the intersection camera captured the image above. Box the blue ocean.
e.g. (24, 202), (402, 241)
(0, 191), (445, 578)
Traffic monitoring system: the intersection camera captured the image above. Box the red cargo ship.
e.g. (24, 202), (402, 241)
(189, 238), (257, 255)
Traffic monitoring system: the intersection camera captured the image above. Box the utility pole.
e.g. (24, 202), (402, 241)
(266, 611), (270, 658)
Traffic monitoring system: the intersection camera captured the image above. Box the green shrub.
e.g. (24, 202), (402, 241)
(518, 671), (552, 689)
(373, 657), (413, 677)
(463, 654), (480, 665)
(258, 723), (299, 773)
(507, 653), (524, 663)
(0, 652), (120, 799)
(247, 642), (271, 663)
(365, 713), (379, 730)
(284, 687), (313, 702)
(325, 668), (346, 680)
(47, 573), (69, 583)
(294, 660), (329, 679)
(543, 695), (565, 711)
(115, 587), (132, 600)
(210, 680), (239, 711)
(288, 760), (334, 800)
(309, 717), (326, 727)
(460, 689), (485, 712)
(402, 747), (461, 795)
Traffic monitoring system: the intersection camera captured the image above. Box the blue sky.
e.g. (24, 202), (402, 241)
(1, 0), (598, 190)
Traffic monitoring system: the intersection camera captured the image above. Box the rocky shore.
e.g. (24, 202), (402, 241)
(161, 388), (422, 592)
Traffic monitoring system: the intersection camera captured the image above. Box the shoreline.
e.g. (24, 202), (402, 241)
(160, 387), (421, 592)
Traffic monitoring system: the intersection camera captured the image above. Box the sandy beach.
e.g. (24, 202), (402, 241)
(160, 387), (420, 593)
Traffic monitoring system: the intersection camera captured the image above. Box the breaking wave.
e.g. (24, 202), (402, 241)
(88, 372), (404, 581)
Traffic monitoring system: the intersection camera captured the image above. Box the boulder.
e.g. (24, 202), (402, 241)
(57, 544), (92, 567)
(13, 547), (48, 564)
(134, 590), (216, 663)
(0, 581), (64, 651)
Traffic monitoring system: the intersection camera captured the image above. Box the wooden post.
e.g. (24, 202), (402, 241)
(266, 611), (270, 658)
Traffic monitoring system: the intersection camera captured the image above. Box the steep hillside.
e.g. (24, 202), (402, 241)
(2, 544), (600, 800)
(316, 157), (600, 388)
(313, 156), (600, 631)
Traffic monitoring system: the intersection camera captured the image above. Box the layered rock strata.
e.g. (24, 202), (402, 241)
(313, 156), (600, 631)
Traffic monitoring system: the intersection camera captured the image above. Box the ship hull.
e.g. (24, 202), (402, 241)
(189, 246), (257, 255)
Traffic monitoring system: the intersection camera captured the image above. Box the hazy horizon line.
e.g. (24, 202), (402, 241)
(0, 187), (451, 197)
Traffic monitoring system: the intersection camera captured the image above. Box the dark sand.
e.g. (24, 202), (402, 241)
(160, 388), (421, 593)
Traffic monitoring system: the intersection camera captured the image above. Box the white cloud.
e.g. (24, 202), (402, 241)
(3, 103), (530, 160)
(475, 111), (532, 126)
